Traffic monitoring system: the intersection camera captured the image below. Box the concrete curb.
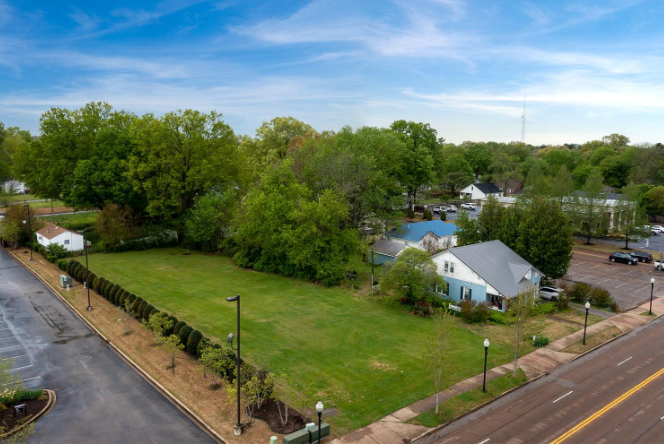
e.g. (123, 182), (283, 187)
(6, 249), (227, 444)
(0, 389), (56, 439)
(410, 373), (547, 443)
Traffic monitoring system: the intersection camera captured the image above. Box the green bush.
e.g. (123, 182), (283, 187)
(0, 388), (43, 405)
(187, 330), (203, 356)
(58, 260), (68, 271)
(94, 277), (105, 294)
(131, 297), (144, 316)
(178, 325), (193, 347)
(570, 282), (591, 303)
(589, 287), (613, 309)
(533, 336), (550, 347)
(532, 302), (557, 316)
(555, 294), (569, 311)
(459, 300), (489, 324)
(66, 259), (76, 274)
(609, 300), (620, 313)
(86, 272), (96, 289)
(109, 286), (120, 304)
(407, 208), (415, 219)
(142, 304), (154, 321)
(126, 294), (136, 307)
(149, 307), (160, 320)
(488, 310), (510, 325)
(197, 336), (212, 357)
(137, 300), (148, 317)
(165, 316), (179, 336)
(119, 291), (129, 308)
(423, 208), (433, 220)
(114, 288), (126, 306)
(103, 283), (114, 299)
(173, 320), (186, 336)
(440, 210), (446, 221)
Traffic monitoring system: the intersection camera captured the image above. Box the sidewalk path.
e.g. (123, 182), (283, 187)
(332, 298), (664, 444)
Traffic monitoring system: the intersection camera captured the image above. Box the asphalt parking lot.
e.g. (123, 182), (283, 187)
(435, 205), (481, 221)
(580, 233), (664, 254)
(563, 250), (664, 310)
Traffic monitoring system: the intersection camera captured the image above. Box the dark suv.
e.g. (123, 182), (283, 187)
(629, 251), (653, 263)
(609, 252), (638, 265)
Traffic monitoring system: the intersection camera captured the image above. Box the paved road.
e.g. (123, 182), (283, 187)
(416, 314), (664, 444)
(0, 247), (215, 443)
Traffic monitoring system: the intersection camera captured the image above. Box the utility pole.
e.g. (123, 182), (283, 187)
(521, 94), (526, 145)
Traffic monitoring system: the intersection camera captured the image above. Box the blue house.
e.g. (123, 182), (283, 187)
(371, 239), (407, 265)
(387, 220), (457, 254)
(431, 240), (542, 312)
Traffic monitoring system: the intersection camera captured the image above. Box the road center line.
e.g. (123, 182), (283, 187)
(553, 391), (574, 403)
(478, 439), (490, 444)
(617, 357), (632, 366)
(550, 366), (664, 444)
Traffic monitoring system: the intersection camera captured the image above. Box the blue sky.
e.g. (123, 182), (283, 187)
(1, 0), (663, 144)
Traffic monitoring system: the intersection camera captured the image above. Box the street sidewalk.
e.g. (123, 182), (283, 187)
(332, 298), (664, 444)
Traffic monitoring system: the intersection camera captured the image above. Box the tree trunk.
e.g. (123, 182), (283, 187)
(435, 390), (439, 414)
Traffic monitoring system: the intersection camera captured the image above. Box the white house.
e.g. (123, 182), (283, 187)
(36, 221), (85, 252)
(459, 182), (502, 200)
(387, 220), (457, 254)
(431, 240), (542, 312)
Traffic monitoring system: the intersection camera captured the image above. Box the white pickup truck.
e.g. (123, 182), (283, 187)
(655, 260), (664, 271)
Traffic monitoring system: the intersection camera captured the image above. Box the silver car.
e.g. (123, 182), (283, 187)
(539, 286), (564, 301)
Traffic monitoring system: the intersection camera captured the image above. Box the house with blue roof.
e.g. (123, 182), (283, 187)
(387, 220), (458, 254)
(431, 240), (543, 312)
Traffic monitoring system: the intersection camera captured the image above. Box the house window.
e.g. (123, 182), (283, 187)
(64, 240), (70, 245)
(460, 286), (472, 301)
(432, 284), (445, 295)
(444, 261), (455, 274)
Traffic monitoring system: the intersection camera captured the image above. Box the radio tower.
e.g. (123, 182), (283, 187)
(520, 94), (526, 144)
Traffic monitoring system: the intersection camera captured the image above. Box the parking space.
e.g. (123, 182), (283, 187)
(435, 205), (482, 221)
(563, 250), (664, 310)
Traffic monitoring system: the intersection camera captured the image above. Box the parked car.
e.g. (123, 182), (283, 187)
(432, 206), (442, 213)
(629, 251), (653, 263)
(609, 252), (638, 265)
(444, 205), (457, 212)
(655, 260), (663, 271)
(539, 286), (564, 301)
(651, 225), (664, 234)
(460, 203), (476, 210)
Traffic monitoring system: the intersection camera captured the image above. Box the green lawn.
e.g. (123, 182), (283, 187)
(78, 248), (527, 433)
(43, 212), (98, 231)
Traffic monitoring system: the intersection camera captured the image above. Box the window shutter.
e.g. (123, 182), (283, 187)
(468, 288), (472, 299)
(460, 287), (464, 300)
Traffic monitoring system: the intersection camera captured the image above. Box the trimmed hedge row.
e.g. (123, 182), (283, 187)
(64, 260), (253, 385)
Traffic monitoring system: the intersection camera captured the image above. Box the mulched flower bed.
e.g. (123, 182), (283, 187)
(252, 398), (310, 434)
(0, 395), (49, 432)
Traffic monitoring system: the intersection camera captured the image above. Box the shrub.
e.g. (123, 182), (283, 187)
(569, 282), (591, 303)
(197, 336), (212, 357)
(126, 293), (136, 307)
(103, 283), (114, 299)
(95, 277), (106, 294)
(173, 321), (186, 336)
(58, 260), (68, 271)
(131, 297), (144, 316)
(533, 336), (550, 347)
(488, 310), (509, 325)
(109, 286), (120, 304)
(142, 304), (154, 321)
(115, 288), (126, 306)
(589, 287), (613, 309)
(165, 316), (179, 336)
(555, 294), (569, 311)
(187, 330), (203, 356)
(423, 208), (433, 220)
(440, 210), (446, 221)
(137, 301), (148, 318)
(119, 291), (129, 308)
(609, 300), (620, 313)
(100, 280), (108, 297)
(532, 302), (557, 316)
(459, 300), (489, 324)
(67, 259), (76, 274)
(407, 208), (415, 219)
(149, 307), (160, 320)
(86, 272), (96, 289)
(178, 325), (193, 346)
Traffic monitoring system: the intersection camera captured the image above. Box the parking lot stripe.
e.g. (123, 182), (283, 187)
(597, 279), (610, 285)
(636, 287), (648, 292)
(11, 364), (32, 372)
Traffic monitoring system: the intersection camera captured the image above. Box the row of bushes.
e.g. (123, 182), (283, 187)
(561, 281), (620, 312)
(459, 297), (569, 325)
(28, 241), (82, 263)
(64, 259), (250, 384)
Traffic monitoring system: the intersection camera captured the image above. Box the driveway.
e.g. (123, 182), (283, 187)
(563, 250), (664, 310)
(0, 247), (215, 443)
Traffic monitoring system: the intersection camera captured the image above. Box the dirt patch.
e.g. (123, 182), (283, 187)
(252, 398), (310, 434)
(0, 394), (48, 432)
(33, 207), (75, 215)
(10, 251), (278, 443)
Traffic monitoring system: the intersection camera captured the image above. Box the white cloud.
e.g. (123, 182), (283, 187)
(69, 8), (101, 31)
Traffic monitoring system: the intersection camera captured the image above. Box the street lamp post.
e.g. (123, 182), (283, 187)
(482, 338), (490, 393)
(583, 301), (590, 345)
(316, 401), (324, 444)
(370, 248), (375, 296)
(22, 205), (33, 262)
(85, 239), (92, 311)
(650, 278), (655, 315)
(226, 295), (242, 436)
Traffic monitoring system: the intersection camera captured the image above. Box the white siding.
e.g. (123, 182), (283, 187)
(389, 233), (457, 253)
(432, 250), (499, 293)
(39, 231), (84, 252)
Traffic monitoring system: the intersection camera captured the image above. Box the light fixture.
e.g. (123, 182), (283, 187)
(484, 338), (490, 348)
(585, 301), (590, 309)
(316, 401), (324, 412)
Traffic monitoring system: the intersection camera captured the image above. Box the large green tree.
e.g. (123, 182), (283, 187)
(382, 248), (445, 304)
(184, 188), (239, 252)
(570, 169), (607, 244)
(128, 110), (245, 217)
(550, 165), (573, 205)
(439, 153), (473, 196)
(612, 183), (646, 249)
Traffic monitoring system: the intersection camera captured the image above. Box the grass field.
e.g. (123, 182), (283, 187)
(43, 212), (98, 231)
(78, 248), (578, 433)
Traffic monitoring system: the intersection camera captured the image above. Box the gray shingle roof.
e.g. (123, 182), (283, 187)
(473, 182), (502, 194)
(372, 239), (406, 257)
(449, 240), (540, 297)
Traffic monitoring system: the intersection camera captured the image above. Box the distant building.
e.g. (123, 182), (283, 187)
(370, 239), (407, 265)
(459, 182), (502, 200)
(563, 192), (634, 231)
(431, 240), (542, 312)
(36, 221), (84, 252)
(387, 220), (457, 254)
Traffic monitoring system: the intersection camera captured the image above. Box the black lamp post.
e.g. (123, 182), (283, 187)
(22, 204), (33, 262)
(582, 301), (590, 345)
(226, 295), (242, 436)
(650, 278), (655, 315)
(316, 401), (324, 443)
(482, 338), (489, 393)
(84, 239), (92, 311)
